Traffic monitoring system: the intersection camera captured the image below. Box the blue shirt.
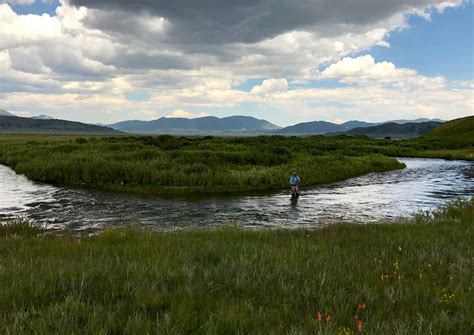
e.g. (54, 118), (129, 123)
(289, 175), (300, 185)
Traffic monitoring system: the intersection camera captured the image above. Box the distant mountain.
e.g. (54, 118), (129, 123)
(344, 121), (443, 139)
(276, 118), (445, 135)
(336, 121), (378, 132)
(276, 121), (341, 135)
(31, 115), (55, 120)
(386, 118), (445, 124)
(109, 116), (281, 134)
(0, 109), (15, 117)
(276, 120), (377, 135)
(0, 115), (122, 135)
(424, 115), (474, 145)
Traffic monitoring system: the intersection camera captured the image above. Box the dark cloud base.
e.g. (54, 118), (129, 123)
(70, 0), (441, 45)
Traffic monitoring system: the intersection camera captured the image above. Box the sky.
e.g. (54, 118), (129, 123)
(0, 0), (472, 126)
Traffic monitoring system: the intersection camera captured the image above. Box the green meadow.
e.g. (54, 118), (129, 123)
(1, 199), (472, 334)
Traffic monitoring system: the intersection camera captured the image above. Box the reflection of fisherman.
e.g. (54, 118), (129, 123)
(289, 172), (301, 196)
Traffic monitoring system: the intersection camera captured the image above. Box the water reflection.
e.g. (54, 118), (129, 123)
(0, 158), (472, 231)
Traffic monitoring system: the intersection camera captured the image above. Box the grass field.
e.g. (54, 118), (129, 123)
(1, 198), (472, 334)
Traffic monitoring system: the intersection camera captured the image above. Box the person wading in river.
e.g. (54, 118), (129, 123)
(289, 172), (301, 196)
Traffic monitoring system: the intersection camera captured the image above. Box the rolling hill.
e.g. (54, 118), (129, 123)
(276, 120), (378, 135)
(423, 115), (474, 145)
(109, 116), (281, 134)
(0, 115), (122, 135)
(388, 118), (444, 124)
(276, 119), (447, 136)
(343, 121), (443, 139)
(31, 115), (55, 120)
(276, 121), (343, 135)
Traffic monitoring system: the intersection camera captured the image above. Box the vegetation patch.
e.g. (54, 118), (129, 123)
(0, 135), (408, 196)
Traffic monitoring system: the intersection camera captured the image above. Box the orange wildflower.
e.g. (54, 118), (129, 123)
(316, 311), (322, 321)
(358, 303), (367, 310)
(325, 314), (331, 322)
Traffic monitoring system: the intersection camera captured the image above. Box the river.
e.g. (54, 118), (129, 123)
(0, 158), (472, 231)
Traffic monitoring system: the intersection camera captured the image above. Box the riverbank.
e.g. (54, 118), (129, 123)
(1, 199), (472, 334)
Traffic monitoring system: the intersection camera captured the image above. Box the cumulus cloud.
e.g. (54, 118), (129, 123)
(0, 0), (470, 124)
(319, 55), (445, 88)
(0, 0), (460, 92)
(69, 0), (461, 45)
(168, 109), (210, 119)
(251, 79), (288, 95)
(0, 4), (60, 50)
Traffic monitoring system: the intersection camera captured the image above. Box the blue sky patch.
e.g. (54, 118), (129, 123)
(289, 79), (348, 90)
(232, 78), (265, 92)
(124, 91), (151, 102)
(368, 2), (473, 81)
(11, 0), (60, 16)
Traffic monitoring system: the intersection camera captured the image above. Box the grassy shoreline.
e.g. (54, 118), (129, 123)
(1, 199), (473, 334)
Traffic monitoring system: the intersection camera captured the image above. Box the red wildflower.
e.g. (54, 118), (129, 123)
(325, 314), (331, 322)
(358, 303), (367, 310)
(357, 321), (363, 331)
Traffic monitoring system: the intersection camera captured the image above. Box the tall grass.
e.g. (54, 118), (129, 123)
(0, 199), (472, 334)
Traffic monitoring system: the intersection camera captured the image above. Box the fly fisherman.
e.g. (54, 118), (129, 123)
(289, 172), (301, 196)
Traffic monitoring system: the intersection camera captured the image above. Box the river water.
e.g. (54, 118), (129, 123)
(0, 158), (472, 231)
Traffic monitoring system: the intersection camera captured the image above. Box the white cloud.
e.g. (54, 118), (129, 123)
(251, 79), (288, 95)
(168, 109), (210, 118)
(0, 4), (60, 50)
(435, 1), (462, 12)
(320, 55), (445, 89)
(1, 0), (35, 5)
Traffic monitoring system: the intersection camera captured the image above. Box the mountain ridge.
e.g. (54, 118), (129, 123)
(31, 115), (55, 120)
(0, 115), (122, 135)
(343, 121), (443, 139)
(0, 108), (451, 136)
(0, 109), (15, 117)
(109, 115), (281, 134)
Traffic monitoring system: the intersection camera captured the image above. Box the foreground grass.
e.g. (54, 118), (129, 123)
(1, 199), (473, 334)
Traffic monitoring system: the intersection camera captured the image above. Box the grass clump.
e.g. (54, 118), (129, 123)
(0, 199), (472, 334)
(0, 218), (45, 237)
